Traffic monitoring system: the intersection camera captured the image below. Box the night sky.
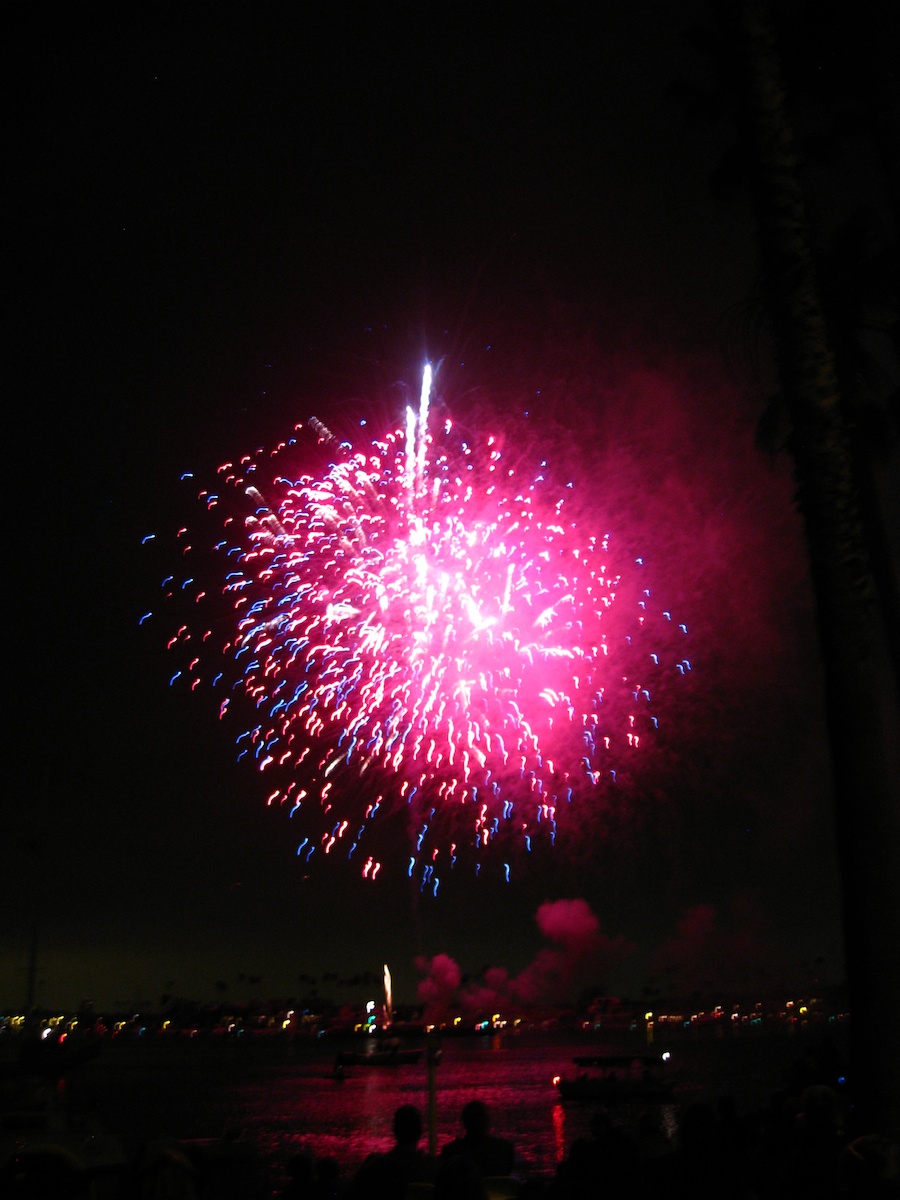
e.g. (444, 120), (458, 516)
(8, 3), (894, 1014)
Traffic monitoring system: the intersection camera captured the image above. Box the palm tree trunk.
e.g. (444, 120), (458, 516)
(735, 0), (900, 1136)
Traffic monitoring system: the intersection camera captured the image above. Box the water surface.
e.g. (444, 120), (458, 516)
(73, 1026), (843, 1191)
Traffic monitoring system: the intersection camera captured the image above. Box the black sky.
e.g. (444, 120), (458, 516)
(8, 2), (892, 1012)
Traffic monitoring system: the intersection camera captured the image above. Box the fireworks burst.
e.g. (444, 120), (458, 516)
(145, 366), (691, 893)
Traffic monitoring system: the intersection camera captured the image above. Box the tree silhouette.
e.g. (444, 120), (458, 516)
(728, 0), (900, 1135)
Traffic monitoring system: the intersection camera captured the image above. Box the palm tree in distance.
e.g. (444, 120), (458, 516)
(727, 0), (900, 1135)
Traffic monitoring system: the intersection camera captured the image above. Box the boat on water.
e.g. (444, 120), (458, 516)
(553, 1053), (675, 1104)
(334, 1039), (423, 1069)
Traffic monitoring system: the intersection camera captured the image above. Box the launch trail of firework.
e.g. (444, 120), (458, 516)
(144, 365), (691, 895)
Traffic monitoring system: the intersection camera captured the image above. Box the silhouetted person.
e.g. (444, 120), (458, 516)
(548, 1135), (599, 1200)
(285, 1153), (343, 1200)
(281, 1152), (315, 1200)
(646, 1101), (754, 1199)
(314, 1157), (342, 1200)
(552, 1114), (642, 1200)
(775, 1084), (847, 1200)
(441, 1100), (515, 1177)
(636, 1110), (674, 1167)
(350, 1105), (435, 1200)
(384, 1105), (437, 1184)
(838, 1134), (900, 1198)
(125, 1139), (201, 1199)
(0, 1147), (93, 1199)
(348, 1154), (408, 1200)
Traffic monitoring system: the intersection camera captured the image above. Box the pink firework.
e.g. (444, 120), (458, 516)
(150, 366), (690, 893)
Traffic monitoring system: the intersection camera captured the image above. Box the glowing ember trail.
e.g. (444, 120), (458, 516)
(148, 366), (691, 893)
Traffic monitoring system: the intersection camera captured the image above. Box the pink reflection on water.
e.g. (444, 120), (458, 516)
(231, 1037), (596, 1185)
(551, 1104), (567, 1165)
(78, 1027), (825, 1194)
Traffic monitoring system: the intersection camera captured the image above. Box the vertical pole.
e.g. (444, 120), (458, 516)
(427, 1033), (441, 1157)
(25, 918), (38, 1013)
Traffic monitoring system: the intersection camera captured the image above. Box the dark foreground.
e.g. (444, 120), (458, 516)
(2, 1025), (897, 1197)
